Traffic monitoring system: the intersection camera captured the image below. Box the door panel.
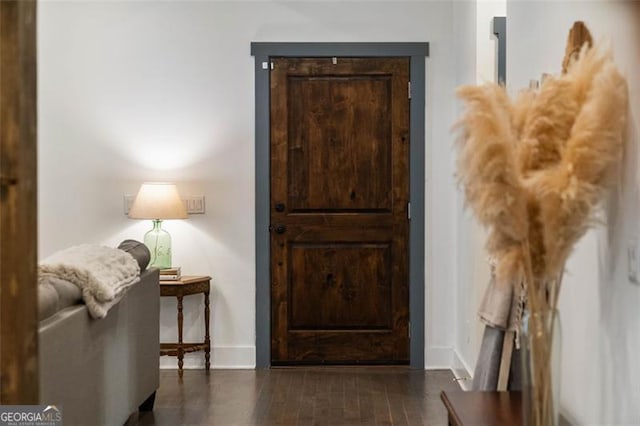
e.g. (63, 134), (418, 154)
(287, 76), (392, 212)
(289, 242), (392, 330)
(270, 57), (409, 364)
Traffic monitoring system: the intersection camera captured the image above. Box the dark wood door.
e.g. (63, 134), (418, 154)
(270, 57), (410, 364)
(0, 0), (38, 403)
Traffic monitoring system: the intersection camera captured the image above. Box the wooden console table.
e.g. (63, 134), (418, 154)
(160, 275), (211, 377)
(440, 391), (522, 426)
(441, 391), (571, 426)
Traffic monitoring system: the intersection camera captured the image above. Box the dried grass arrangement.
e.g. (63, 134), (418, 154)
(454, 34), (627, 425)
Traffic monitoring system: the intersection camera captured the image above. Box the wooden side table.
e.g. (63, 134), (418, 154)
(159, 275), (211, 377)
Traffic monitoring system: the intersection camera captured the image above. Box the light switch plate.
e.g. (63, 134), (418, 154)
(123, 195), (205, 215)
(123, 195), (135, 215)
(183, 196), (205, 214)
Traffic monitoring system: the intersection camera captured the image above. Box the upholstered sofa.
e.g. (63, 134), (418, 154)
(38, 267), (160, 425)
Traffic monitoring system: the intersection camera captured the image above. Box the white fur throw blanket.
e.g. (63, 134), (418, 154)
(39, 244), (140, 319)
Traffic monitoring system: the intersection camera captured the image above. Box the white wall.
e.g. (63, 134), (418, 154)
(507, 1), (640, 424)
(453, 0), (505, 384)
(452, 0), (477, 381)
(38, 1), (460, 369)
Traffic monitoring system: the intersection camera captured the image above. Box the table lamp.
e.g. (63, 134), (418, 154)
(128, 182), (188, 269)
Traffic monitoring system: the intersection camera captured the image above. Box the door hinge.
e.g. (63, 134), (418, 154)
(408, 322), (411, 338)
(408, 81), (412, 99)
(407, 202), (411, 220)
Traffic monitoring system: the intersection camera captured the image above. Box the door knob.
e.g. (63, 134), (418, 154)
(275, 202), (285, 212)
(275, 224), (286, 234)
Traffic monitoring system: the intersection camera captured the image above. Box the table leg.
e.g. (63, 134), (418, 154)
(204, 290), (210, 371)
(177, 294), (184, 377)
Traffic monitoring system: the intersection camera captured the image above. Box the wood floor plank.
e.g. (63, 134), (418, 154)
(371, 374), (393, 425)
(357, 373), (375, 424)
(296, 370), (315, 425)
(387, 373), (410, 426)
(132, 367), (459, 426)
(343, 371), (360, 422)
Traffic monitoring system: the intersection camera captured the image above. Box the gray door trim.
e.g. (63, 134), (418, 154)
(251, 42), (429, 369)
(493, 17), (507, 84)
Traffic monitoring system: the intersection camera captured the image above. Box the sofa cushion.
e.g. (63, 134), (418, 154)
(38, 276), (83, 321)
(38, 281), (59, 321)
(118, 239), (151, 271)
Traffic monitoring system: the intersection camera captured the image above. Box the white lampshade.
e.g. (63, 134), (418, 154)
(128, 183), (188, 220)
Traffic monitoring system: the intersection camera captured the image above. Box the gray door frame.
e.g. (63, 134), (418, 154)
(251, 42), (429, 369)
(493, 17), (506, 84)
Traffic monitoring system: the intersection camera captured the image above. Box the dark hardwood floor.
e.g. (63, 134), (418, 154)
(130, 367), (460, 425)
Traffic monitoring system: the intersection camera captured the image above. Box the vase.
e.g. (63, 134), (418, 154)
(520, 308), (562, 426)
(144, 219), (172, 269)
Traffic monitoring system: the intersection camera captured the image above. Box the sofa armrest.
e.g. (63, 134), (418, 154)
(39, 268), (160, 426)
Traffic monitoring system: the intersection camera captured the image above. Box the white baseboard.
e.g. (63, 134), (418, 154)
(425, 346), (453, 369)
(158, 345), (472, 383)
(452, 349), (474, 391)
(425, 346), (474, 390)
(160, 346), (255, 369)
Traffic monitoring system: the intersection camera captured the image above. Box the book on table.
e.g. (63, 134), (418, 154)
(160, 267), (181, 281)
(160, 274), (180, 281)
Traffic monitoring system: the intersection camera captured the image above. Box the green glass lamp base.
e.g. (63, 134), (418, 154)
(144, 219), (172, 269)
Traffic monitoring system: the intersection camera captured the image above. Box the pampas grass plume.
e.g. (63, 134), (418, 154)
(455, 41), (627, 286)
